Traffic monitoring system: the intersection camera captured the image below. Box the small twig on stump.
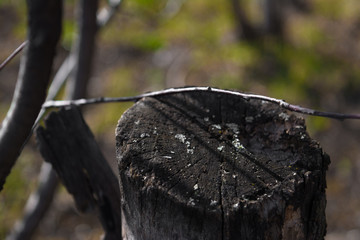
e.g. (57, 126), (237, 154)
(42, 86), (360, 121)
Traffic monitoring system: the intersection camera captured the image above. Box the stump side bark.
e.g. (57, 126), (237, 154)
(116, 91), (330, 240)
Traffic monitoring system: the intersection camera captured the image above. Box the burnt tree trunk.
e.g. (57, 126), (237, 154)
(36, 106), (122, 239)
(116, 91), (330, 240)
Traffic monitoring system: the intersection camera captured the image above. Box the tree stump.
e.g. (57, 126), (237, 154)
(116, 91), (330, 240)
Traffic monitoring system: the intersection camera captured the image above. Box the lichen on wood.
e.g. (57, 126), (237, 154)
(116, 91), (330, 240)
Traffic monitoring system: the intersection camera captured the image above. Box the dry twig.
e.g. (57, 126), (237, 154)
(43, 86), (360, 121)
(0, 41), (28, 72)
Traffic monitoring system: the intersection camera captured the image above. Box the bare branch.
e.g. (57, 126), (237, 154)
(7, 1), (125, 238)
(43, 86), (360, 121)
(5, 163), (58, 240)
(35, 0), (123, 127)
(66, 0), (98, 99)
(0, 41), (28, 72)
(0, 0), (62, 191)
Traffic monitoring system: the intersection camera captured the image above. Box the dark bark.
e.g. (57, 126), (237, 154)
(36, 106), (122, 239)
(116, 91), (330, 239)
(0, 0), (62, 191)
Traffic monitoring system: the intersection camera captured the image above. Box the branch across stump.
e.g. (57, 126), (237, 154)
(116, 91), (330, 240)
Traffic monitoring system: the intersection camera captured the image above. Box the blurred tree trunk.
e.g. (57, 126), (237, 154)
(229, 0), (259, 41)
(263, 0), (284, 38)
(230, 0), (288, 41)
(290, 0), (310, 13)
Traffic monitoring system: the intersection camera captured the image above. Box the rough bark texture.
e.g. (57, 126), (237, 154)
(36, 106), (122, 239)
(116, 91), (330, 240)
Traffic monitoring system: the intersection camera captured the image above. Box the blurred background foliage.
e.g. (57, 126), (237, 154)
(1, 0), (360, 239)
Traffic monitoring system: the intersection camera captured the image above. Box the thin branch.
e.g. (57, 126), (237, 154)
(8, 0), (123, 239)
(6, 163), (58, 240)
(34, 0), (123, 127)
(43, 86), (360, 121)
(0, 41), (28, 72)
(65, 0), (98, 99)
(0, 0), (62, 191)
(97, 0), (122, 29)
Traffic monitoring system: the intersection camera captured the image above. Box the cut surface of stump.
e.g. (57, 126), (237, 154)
(116, 91), (330, 240)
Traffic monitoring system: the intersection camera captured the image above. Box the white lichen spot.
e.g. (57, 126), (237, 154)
(187, 149), (194, 154)
(188, 198), (195, 206)
(187, 163), (192, 167)
(226, 123), (239, 134)
(210, 200), (218, 206)
(232, 138), (245, 150)
(245, 116), (254, 123)
(232, 202), (239, 209)
(279, 112), (290, 121)
(140, 133), (150, 138)
(204, 117), (209, 122)
(135, 120), (140, 125)
(217, 145), (225, 152)
(175, 134), (186, 143)
(175, 134), (195, 154)
(193, 184), (199, 190)
(232, 174), (237, 179)
(212, 124), (222, 130)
